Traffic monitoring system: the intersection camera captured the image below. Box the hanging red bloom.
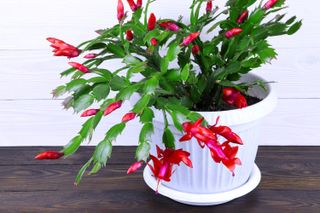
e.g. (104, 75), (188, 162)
(127, 0), (138, 11)
(83, 53), (97, 59)
(192, 45), (200, 55)
(222, 88), (248, 109)
(150, 38), (158, 46)
(159, 22), (180, 31)
(181, 32), (200, 46)
(237, 10), (249, 24)
(81, 109), (100, 117)
(35, 151), (63, 160)
(127, 161), (143, 174)
(225, 28), (243, 39)
(47, 37), (81, 58)
(117, 0), (125, 21)
(68, 62), (90, 73)
(126, 30), (134, 41)
(148, 145), (193, 191)
(104, 101), (123, 116)
(209, 118), (243, 145)
(148, 13), (156, 31)
(136, 0), (142, 8)
(263, 0), (278, 10)
(122, 112), (136, 122)
(206, 0), (213, 13)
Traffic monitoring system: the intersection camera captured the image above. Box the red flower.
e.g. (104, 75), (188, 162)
(222, 88), (248, 109)
(192, 45), (200, 55)
(117, 0), (125, 21)
(104, 101), (122, 116)
(136, 0), (142, 8)
(127, 0), (138, 11)
(68, 62), (90, 73)
(122, 112), (136, 122)
(81, 109), (100, 117)
(148, 145), (193, 191)
(263, 0), (278, 10)
(159, 22), (180, 31)
(209, 118), (243, 145)
(83, 53), (97, 59)
(206, 0), (213, 13)
(127, 161), (143, 174)
(225, 28), (243, 39)
(181, 32), (200, 46)
(126, 30), (134, 41)
(35, 151), (63, 160)
(47, 37), (81, 58)
(237, 9), (249, 24)
(150, 38), (158, 46)
(148, 13), (156, 31)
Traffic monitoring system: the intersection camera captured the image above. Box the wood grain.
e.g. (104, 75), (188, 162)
(0, 146), (318, 213)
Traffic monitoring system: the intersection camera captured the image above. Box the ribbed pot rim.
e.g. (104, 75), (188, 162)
(130, 73), (277, 126)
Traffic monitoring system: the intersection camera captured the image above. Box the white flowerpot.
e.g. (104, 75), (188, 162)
(131, 73), (277, 204)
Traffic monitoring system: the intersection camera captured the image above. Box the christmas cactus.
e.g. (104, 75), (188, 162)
(36, 0), (301, 189)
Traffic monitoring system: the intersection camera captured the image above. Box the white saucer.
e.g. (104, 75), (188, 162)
(143, 163), (261, 206)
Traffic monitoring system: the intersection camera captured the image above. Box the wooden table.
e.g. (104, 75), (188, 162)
(0, 146), (319, 213)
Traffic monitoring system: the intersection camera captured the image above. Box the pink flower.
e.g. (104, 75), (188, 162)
(47, 37), (81, 58)
(35, 151), (63, 160)
(263, 0), (278, 10)
(206, 0), (213, 13)
(192, 45), (200, 55)
(222, 88), (248, 109)
(148, 13), (156, 31)
(237, 10), (249, 24)
(122, 112), (136, 122)
(136, 0), (142, 8)
(68, 62), (90, 73)
(127, 0), (138, 11)
(83, 53), (97, 59)
(104, 101), (123, 116)
(81, 109), (100, 117)
(127, 161), (143, 174)
(159, 22), (180, 31)
(126, 30), (134, 41)
(117, 0), (125, 21)
(148, 146), (193, 192)
(225, 28), (243, 39)
(150, 38), (158, 46)
(181, 32), (200, 46)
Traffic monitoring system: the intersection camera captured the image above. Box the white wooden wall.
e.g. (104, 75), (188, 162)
(1, 0), (319, 146)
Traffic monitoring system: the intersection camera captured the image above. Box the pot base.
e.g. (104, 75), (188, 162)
(143, 164), (261, 206)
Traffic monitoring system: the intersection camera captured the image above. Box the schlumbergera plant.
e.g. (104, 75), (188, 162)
(36, 0), (301, 188)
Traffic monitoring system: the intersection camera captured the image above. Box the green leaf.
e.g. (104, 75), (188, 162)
(286, 16), (297, 25)
(73, 94), (94, 113)
(135, 141), (150, 162)
(75, 158), (93, 185)
(92, 84), (110, 101)
(140, 108), (154, 123)
(144, 76), (159, 94)
(52, 85), (66, 98)
(116, 84), (140, 100)
(181, 64), (190, 82)
(110, 76), (129, 91)
(62, 135), (83, 157)
(107, 43), (125, 57)
(93, 139), (112, 166)
(168, 111), (183, 132)
(162, 128), (175, 149)
(66, 79), (87, 92)
(123, 55), (141, 65)
(167, 43), (181, 62)
(287, 20), (302, 35)
(139, 122), (154, 142)
(105, 123), (126, 142)
(160, 57), (169, 74)
(132, 94), (151, 114)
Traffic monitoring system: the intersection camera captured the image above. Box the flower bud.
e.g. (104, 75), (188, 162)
(68, 62), (90, 73)
(148, 13), (156, 31)
(127, 0), (138, 11)
(83, 53), (97, 59)
(127, 161), (143, 174)
(81, 109), (99, 117)
(117, 0), (125, 21)
(225, 28), (242, 39)
(150, 38), (158, 46)
(192, 45), (200, 55)
(237, 10), (249, 24)
(126, 30), (134, 41)
(122, 112), (136, 122)
(263, 0), (278, 10)
(159, 22), (180, 31)
(181, 32), (200, 46)
(206, 0), (213, 13)
(35, 151), (63, 160)
(104, 101), (123, 116)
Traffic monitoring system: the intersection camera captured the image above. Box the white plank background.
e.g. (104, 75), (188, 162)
(1, 0), (319, 146)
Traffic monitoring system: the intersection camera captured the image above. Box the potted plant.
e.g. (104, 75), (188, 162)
(36, 0), (301, 206)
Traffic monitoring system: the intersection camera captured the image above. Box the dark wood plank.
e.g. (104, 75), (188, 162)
(0, 146), (319, 213)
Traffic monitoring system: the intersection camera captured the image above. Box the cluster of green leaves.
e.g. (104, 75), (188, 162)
(52, 0), (301, 183)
